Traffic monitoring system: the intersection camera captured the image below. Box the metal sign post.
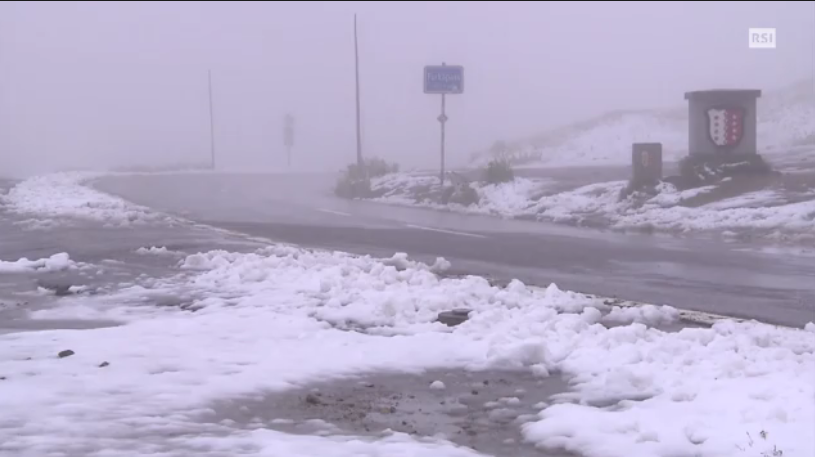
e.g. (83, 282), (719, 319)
(208, 69), (216, 170)
(284, 114), (295, 167)
(424, 63), (463, 186)
(354, 14), (364, 168)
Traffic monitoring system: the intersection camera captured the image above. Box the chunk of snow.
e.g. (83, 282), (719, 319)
(499, 397), (521, 405)
(0, 253), (76, 273)
(135, 246), (175, 255)
(602, 304), (680, 326)
(429, 380), (446, 390)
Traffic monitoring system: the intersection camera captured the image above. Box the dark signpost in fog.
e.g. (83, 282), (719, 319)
(284, 113), (294, 167)
(631, 143), (663, 187)
(354, 14), (363, 168)
(208, 69), (216, 170)
(424, 63), (464, 185)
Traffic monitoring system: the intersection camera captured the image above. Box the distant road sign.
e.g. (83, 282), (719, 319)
(284, 114), (294, 147)
(424, 65), (464, 94)
(284, 128), (294, 147)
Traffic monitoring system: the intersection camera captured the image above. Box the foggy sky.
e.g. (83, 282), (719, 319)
(1, 1), (813, 177)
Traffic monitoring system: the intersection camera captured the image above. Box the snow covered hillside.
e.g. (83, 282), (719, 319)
(471, 79), (814, 168)
(1, 171), (814, 457)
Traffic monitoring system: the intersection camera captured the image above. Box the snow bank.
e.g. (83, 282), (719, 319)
(523, 319), (815, 457)
(0, 171), (175, 226)
(529, 181), (815, 235)
(0, 247), (812, 456)
(0, 252), (77, 273)
(372, 174), (815, 239)
(475, 178), (555, 217)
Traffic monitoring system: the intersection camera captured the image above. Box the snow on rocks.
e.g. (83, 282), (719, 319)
(1, 246), (811, 456)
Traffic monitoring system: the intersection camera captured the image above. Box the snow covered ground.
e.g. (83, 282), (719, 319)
(1, 172), (814, 457)
(2, 245), (814, 457)
(370, 173), (815, 243)
(471, 79), (815, 168)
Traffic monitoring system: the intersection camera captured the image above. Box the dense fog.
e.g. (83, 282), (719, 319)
(0, 1), (812, 178)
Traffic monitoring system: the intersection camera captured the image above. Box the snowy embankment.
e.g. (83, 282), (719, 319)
(471, 79), (814, 168)
(370, 173), (815, 242)
(0, 171), (177, 228)
(1, 172), (813, 457)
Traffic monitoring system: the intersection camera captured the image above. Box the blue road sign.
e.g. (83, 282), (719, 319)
(424, 65), (464, 94)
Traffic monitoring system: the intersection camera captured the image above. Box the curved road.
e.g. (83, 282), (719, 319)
(95, 172), (815, 328)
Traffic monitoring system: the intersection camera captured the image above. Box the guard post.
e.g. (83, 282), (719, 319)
(631, 142), (663, 187)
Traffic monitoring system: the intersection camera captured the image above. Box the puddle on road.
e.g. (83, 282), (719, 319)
(205, 368), (579, 457)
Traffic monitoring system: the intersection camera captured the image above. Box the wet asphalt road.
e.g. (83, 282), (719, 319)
(93, 172), (815, 328)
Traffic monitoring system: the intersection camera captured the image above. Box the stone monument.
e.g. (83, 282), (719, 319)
(680, 89), (770, 185)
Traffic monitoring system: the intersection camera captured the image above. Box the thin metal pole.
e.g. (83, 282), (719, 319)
(354, 14), (363, 168)
(208, 69), (216, 170)
(440, 93), (446, 185)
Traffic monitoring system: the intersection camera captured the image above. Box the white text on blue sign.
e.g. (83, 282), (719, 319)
(424, 65), (464, 94)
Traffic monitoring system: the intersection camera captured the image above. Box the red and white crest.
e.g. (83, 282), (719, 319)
(706, 107), (745, 148)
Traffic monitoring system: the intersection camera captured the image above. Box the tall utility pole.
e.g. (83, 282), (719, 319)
(440, 84), (446, 185)
(354, 14), (363, 168)
(208, 69), (216, 170)
(284, 113), (294, 167)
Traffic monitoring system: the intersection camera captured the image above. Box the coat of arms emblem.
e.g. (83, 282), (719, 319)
(706, 107), (745, 148)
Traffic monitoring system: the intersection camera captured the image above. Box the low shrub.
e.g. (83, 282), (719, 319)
(483, 159), (514, 184)
(334, 175), (371, 199)
(441, 183), (480, 206)
(334, 157), (399, 199)
(360, 157), (399, 178)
